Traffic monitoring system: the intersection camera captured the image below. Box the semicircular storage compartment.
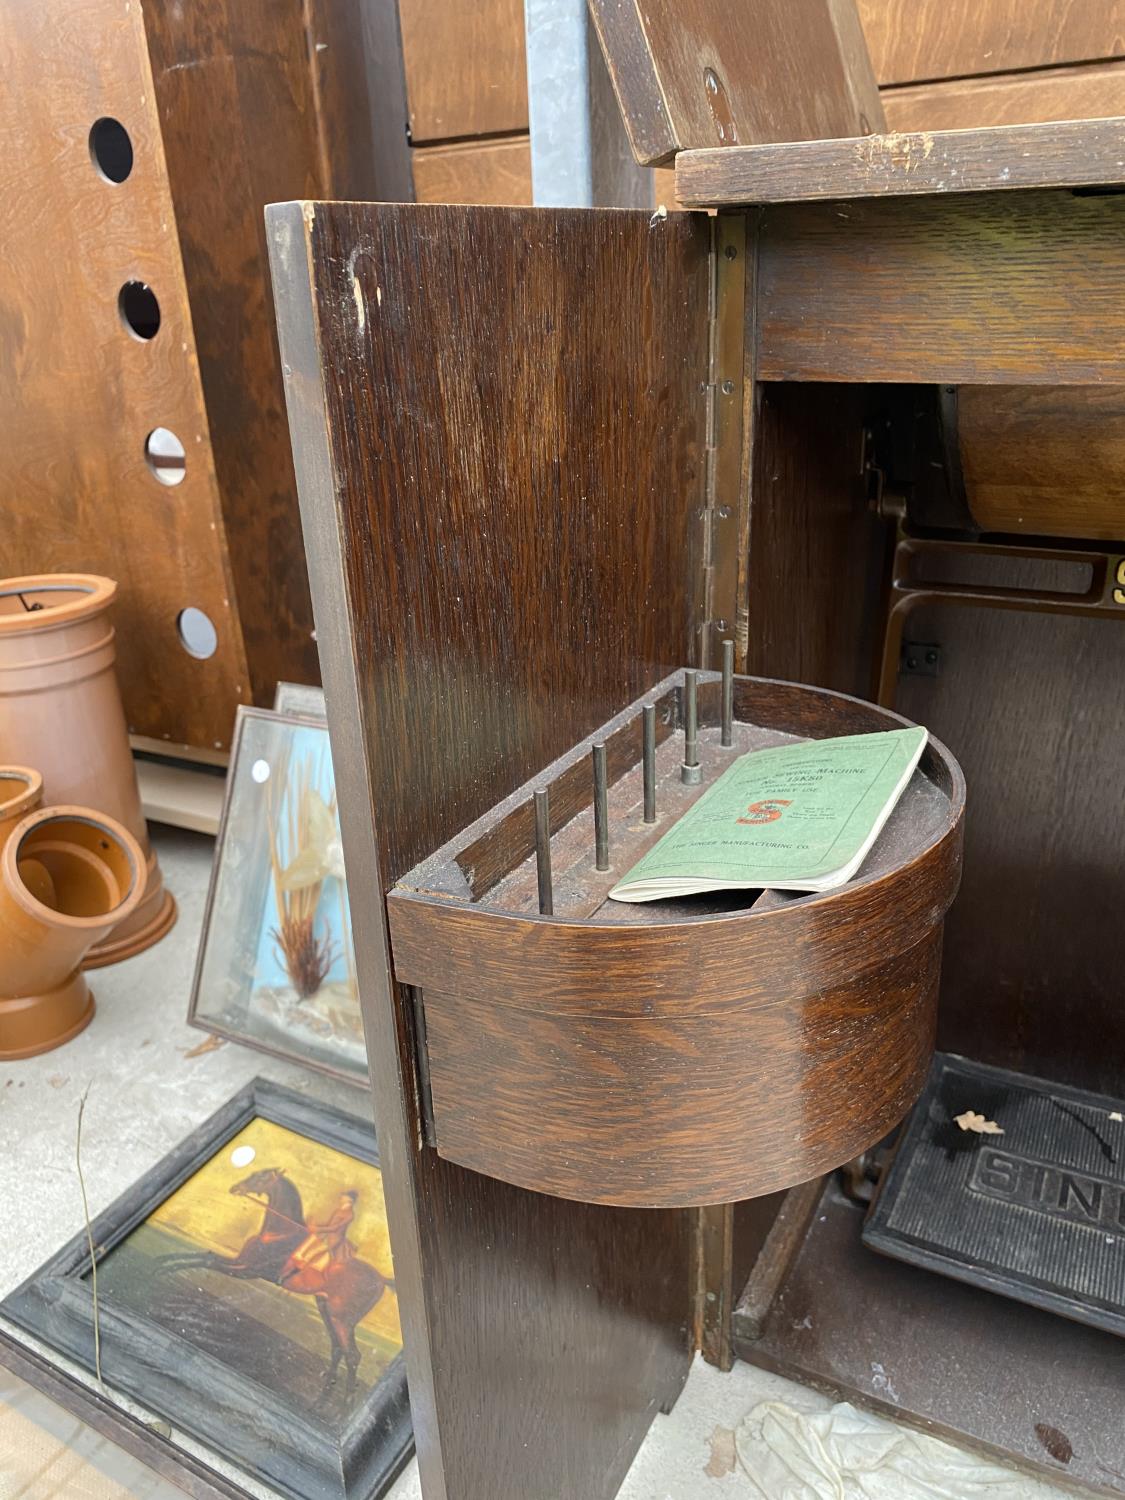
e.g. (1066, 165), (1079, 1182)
(388, 670), (965, 1208)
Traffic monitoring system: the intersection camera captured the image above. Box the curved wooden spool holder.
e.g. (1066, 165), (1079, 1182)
(388, 671), (965, 1208)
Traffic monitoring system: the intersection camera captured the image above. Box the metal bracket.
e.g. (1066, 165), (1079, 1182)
(901, 640), (942, 678)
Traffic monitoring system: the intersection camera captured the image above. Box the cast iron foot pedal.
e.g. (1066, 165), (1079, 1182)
(863, 1053), (1125, 1334)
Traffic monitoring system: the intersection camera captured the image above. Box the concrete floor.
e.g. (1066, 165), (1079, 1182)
(0, 826), (1084, 1499)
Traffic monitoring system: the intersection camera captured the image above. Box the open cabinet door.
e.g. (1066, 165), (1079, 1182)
(267, 203), (713, 1500)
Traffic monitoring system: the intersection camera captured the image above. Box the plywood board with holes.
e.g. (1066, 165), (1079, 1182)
(0, 0), (249, 750)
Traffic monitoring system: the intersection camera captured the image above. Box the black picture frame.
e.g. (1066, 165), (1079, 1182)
(1, 1079), (412, 1500)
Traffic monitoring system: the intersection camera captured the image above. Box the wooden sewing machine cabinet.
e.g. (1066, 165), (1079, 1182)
(266, 9), (1125, 1490)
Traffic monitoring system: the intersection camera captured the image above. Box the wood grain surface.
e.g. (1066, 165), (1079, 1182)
(955, 385), (1125, 539)
(398, 0), (527, 143)
(744, 385), (889, 697)
(892, 598), (1125, 1095)
(360, 0), (417, 203)
(858, 0), (1125, 86)
(676, 116), (1125, 207)
(389, 674), (963, 1207)
(269, 200), (712, 1499)
(0, 0), (250, 749)
(412, 136), (532, 204)
(2, 0), (396, 749)
(144, 0), (328, 706)
(589, 0), (884, 166)
(882, 59), (1125, 132)
(304, 0), (400, 201)
(420, 935), (943, 1205)
(754, 191), (1125, 385)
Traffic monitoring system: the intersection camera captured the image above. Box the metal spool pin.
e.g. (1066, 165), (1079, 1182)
(592, 744), (609, 871)
(721, 639), (734, 748)
(681, 670), (701, 784)
(642, 704), (657, 823)
(534, 788), (553, 915)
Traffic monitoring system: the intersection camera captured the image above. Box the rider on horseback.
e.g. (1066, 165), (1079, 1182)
(280, 1189), (358, 1285)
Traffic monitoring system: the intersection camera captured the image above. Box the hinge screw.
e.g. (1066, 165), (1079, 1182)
(724, 244), (737, 260)
(721, 378), (735, 395)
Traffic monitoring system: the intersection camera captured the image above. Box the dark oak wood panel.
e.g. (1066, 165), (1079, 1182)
(0, 0), (249, 749)
(393, 811), (958, 1017)
(893, 601), (1125, 1095)
(357, 0), (416, 203)
(422, 938), (942, 1205)
(744, 385), (889, 694)
(882, 59), (1125, 132)
(677, 117), (1125, 208)
(412, 136), (532, 205)
(145, 0), (324, 705)
(754, 192), (1125, 385)
(589, 0), (884, 166)
(304, 0), (402, 202)
(736, 1182), (1125, 1498)
(291, 203), (710, 884)
(398, 0), (528, 143)
(269, 201), (711, 1500)
(858, 0), (1125, 86)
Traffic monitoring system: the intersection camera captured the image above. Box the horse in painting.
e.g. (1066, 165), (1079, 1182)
(157, 1166), (393, 1392)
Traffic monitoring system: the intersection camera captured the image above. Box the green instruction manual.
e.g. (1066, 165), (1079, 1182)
(608, 726), (927, 902)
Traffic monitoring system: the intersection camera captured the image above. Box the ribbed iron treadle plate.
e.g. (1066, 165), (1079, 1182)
(864, 1053), (1125, 1334)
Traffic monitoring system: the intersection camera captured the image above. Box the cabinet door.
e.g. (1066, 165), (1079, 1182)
(269, 201), (712, 1500)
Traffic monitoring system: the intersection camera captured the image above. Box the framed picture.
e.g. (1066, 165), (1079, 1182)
(189, 706), (367, 1086)
(1, 1080), (411, 1500)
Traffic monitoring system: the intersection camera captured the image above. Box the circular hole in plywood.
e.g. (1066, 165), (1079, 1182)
(177, 607), (217, 660)
(144, 427), (186, 486)
(118, 281), (161, 340)
(89, 117), (134, 183)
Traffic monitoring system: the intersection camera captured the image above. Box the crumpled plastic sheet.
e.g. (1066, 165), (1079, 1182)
(736, 1400), (1057, 1500)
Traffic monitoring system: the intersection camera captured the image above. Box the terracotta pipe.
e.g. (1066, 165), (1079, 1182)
(0, 574), (175, 964)
(0, 807), (147, 1059)
(0, 766), (43, 848)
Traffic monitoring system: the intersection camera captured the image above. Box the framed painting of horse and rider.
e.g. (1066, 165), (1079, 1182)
(1, 1079), (412, 1500)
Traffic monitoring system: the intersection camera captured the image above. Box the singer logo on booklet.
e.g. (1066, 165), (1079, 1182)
(608, 725), (927, 903)
(737, 799), (792, 825)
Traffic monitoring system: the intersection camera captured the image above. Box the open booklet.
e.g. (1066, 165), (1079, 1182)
(608, 726), (928, 903)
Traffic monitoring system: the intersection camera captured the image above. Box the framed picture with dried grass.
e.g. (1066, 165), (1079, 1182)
(189, 707), (367, 1085)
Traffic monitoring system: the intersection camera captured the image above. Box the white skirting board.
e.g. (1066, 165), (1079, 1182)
(134, 754), (226, 835)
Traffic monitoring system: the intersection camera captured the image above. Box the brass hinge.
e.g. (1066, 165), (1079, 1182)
(699, 213), (747, 670)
